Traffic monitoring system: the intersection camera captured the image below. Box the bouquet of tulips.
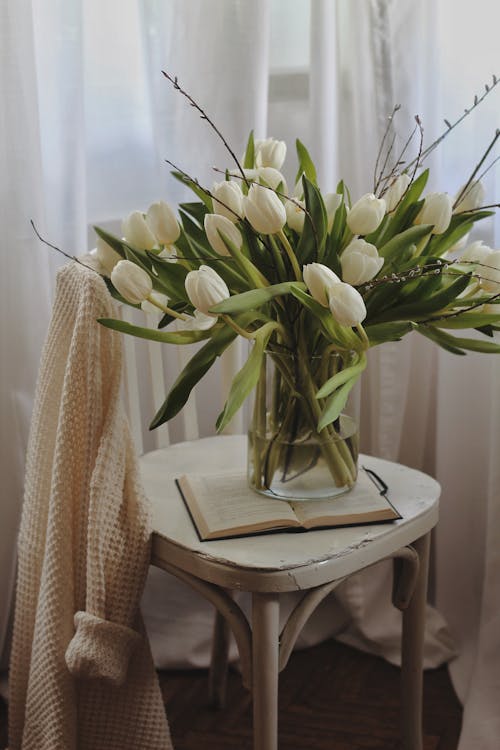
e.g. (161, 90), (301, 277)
(92, 75), (500, 498)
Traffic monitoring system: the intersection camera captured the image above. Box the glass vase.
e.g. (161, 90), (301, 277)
(247, 349), (359, 501)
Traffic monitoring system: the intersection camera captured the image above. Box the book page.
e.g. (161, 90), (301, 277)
(290, 471), (400, 528)
(177, 471), (299, 539)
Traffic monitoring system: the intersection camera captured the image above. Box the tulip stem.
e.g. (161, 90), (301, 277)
(147, 295), (188, 321)
(355, 323), (370, 349)
(221, 314), (254, 340)
(277, 229), (302, 281)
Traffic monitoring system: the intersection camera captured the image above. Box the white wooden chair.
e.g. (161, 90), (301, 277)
(121, 307), (440, 750)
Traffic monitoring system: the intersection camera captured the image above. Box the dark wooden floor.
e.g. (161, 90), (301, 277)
(0, 639), (462, 749)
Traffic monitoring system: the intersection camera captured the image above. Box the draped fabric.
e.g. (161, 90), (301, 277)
(1, 1), (499, 747)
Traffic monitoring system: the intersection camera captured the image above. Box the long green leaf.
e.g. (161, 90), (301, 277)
(212, 281), (305, 314)
(316, 353), (367, 399)
(288, 285), (360, 350)
(295, 139), (318, 185)
(243, 130), (255, 169)
(364, 321), (412, 344)
(371, 273), (472, 323)
(216, 322), (278, 431)
(171, 171), (213, 209)
(98, 317), (211, 345)
(296, 176), (327, 263)
(378, 224), (433, 262)
(415, 324), (466, 355)
(150, 326), (237, 429)
(317, 376), (359, 431)
(428, 312), (500, 329)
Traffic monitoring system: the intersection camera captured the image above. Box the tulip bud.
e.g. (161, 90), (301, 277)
(204, 214), (243, 256)
(212, 180), (244, 222)
(480, 250), (500, 293)
(341, 238), (383, 285)
(111, 260), (153, 304)
(243, 183), (286, 235)
(346, 193), (386, 235)
(328, 282), (367, 327)
(255, 138), (287, 170)
(303, 263), (341, 307)
(141, 291), (169, 315)
(285, 199), (306, 233)
(454, 180), (485, 213)
(257, 167), (288, 194)
(122, 211), (157, 250)
(146, 201), (180, 245)
(384, 173), (411, 212)
(185, 265), (230, 316)
(415, 192), (453, 234)
(324, 193), (343, 232)
(95, 236), (121, 275)
(459, 240), (492, 265)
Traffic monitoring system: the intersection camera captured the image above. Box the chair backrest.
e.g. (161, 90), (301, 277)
(118, 305), (244, 455)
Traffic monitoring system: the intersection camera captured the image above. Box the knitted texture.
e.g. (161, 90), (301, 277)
(8, 262), (173, 750)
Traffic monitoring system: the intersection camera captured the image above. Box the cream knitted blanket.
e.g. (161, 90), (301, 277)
(8, 262), (173, 749)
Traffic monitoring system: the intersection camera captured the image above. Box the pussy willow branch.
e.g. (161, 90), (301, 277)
(405, 74), (499, 172)
(162, 71), (249, 187)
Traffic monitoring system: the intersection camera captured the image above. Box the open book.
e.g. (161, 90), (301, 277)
(176, 469), (401, 541)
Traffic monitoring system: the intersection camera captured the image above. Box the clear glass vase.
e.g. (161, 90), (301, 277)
(247, 349), (359, 501)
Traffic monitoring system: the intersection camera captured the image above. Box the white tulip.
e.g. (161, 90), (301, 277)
(303, 263), (341, 307)
(480, 250), (500, 293)
(95, 236), (121, 275)
(285, 199), (306, 233)
(346, 193), (386, 235)
(141, 291), (169, 315)
(257, 167), (288, 194)
(111, 260), (153, 304)
(146, 201), (180, 245)
(341, 238), (383, 285)
(255, 138), (287, 170)
(185, 265), (230, 316)
(204, 214), (243, 256)
(415, 192), (453, 234)
(459, 240), (492, 265)
(328, 282), (367, 327)
(243, 183), (286, 235)
(324, 193), (343, 232)
(212, 180), (244, 222)
(122, 211), (157, 250)
(454, 180), (485, 213)
(384, 173), (411, 212)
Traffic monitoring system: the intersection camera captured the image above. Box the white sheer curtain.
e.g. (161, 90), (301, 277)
(2, 1), (500, 747)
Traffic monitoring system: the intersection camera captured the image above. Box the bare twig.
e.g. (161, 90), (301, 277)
(162, 71), (249, 187)
(453, 129), (500, 209)
(30, 220), (101, 275)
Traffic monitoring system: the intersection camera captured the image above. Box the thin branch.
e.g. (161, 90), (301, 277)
(373, 104), (401, 192)
(453, 129), (500, 209)
(30, 220), (101, 275)
(166, 159), (242, 222)
(162, 71), (249, 187)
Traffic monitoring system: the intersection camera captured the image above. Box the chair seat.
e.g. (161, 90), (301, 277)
(139, 435), (440, 593)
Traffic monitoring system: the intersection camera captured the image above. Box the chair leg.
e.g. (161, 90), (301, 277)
(208, 609), (231, 708)
(401, 532), (431, 750)
(252, 592), (280, 750)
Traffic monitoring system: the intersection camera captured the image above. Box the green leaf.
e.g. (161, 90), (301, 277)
(317, 376), (359, 431)
(145, 251), (190, 301)
(364, 321), (413, 344)
(171, 171), (213, 209)
(216, 322), (278, 431)
(295, 139), (318, 185)
(316, 353), (367, 399)
(415, 324), (466, 355)
(212, 281), (305, 314)
(371, 273), (472, 323)
(93, 226), (126, 259)
(296, 176), (328, 263)
(150, 325), (237, 429)
(98, 317), (212, 344)
(178, 201), (208, 226)
(427, 312), (500, 329)
(243, 130), (255, 169)
(378, 224), (433, 263)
